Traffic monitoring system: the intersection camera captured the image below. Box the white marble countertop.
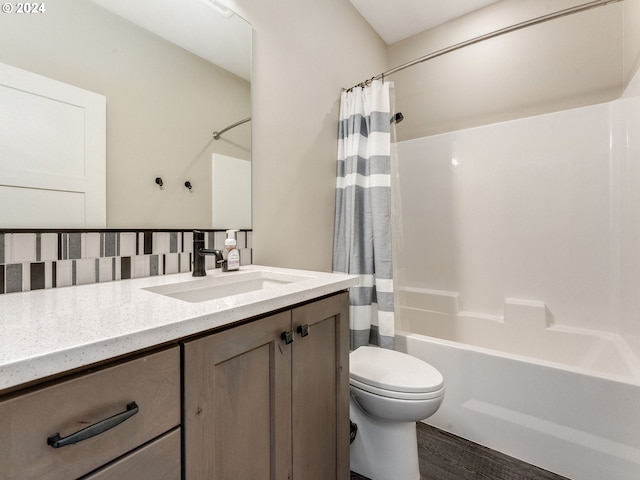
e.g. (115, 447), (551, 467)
(0, 265), (358, 393)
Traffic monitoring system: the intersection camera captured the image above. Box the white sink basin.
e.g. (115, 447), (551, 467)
(143, 270), (313, 303)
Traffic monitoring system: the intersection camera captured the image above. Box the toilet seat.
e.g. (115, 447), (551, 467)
(350, 346), (444, 400)
(350, 377), (444, 400)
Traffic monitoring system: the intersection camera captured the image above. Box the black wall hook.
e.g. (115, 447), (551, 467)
(185, 181), (193, 191)
(155, 177), (164, 189)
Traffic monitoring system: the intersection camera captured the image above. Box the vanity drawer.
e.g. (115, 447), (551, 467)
(82, 428), (181, 480)
(0, 347), (180, 480)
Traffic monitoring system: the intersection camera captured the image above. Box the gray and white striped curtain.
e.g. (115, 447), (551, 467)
(333, 80), (394, 350)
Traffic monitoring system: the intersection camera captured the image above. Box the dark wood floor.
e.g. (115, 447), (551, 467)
(350, 422), (570, 480)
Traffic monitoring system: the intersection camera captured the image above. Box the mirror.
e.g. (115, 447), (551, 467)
(0, 0), (251, 229)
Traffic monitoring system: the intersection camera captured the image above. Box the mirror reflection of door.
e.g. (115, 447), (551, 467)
(0, 0), (252, 229)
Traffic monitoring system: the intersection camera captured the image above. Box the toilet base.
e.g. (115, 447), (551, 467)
(350, 397), (420, 480)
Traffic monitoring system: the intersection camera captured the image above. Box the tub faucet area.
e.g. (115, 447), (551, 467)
(193, 230), (224, 276)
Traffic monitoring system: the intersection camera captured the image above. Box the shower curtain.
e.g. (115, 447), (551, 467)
(333, 79), (395, 350)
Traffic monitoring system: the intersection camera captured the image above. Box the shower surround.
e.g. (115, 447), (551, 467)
(392, 72), (640, 479)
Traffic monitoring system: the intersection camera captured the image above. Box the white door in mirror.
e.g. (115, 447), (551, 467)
(0, 62), (106, 228)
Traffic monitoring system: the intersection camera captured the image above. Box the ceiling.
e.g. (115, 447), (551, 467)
(348, 0), (501, 44)
(90, 0), (251, 81)
(89, 0), (501, 79)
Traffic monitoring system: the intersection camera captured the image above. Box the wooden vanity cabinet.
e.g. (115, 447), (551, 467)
(0, 291), (349, 480)
(182, 291), (350, 480)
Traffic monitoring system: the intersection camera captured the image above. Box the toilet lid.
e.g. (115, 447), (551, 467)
(350, 346), (444, 394)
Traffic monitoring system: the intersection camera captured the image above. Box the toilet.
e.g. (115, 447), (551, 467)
(349, 346), (445, 480)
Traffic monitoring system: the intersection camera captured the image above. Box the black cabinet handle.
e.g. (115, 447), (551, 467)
(47, 401), (139, 448)
(297, 324), (309, 337)
(281, 331), (294, 345)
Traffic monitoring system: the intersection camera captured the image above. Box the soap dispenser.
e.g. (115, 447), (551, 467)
(223, 229), (240, 272)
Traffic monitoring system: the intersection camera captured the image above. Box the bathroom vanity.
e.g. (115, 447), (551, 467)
(0, 266), (357, 480)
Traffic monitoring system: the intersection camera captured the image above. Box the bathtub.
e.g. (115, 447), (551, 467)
(394, 293), (640, 480)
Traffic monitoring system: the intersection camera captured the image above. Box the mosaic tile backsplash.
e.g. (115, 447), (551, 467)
(0, 230), (252, 294)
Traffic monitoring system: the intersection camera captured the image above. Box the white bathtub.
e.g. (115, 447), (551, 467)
(394, 325), (640, 480)
(390, 64), (640, 480)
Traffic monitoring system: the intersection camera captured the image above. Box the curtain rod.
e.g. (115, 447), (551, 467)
(212, 116), (251, 140)
(345, 0), (623, 91)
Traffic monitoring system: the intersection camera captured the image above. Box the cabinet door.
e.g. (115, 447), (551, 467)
(183, 312), (292, 480)
(292, 292), (350, 480)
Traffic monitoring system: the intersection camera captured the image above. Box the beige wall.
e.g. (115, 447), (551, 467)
(388, 0), (623, 141)
(0, 0), (250, 229)
(227, 0), (388, 271)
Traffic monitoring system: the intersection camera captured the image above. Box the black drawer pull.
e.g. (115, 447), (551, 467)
(297, 324), (309, 337)
(47, 401), (139, 448)
(281, 331), (294, 345)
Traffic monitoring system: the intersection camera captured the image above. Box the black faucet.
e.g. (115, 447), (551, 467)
(192, 230), (224, 277)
